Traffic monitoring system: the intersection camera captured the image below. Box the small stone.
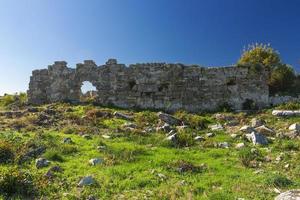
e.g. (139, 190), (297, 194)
(122, 122), (137, 129)
(194, 136), (205, 142)
(255, 125), (275, 136)
(230, 133), (238, 139)
(275, 190), (300, 200)
(284, 164), (290, 168)
(209, 124), (224, 131)
(224, 120), (239, 126)
(63, 137), (73, 144)
(235, 143), (245, 149)
(206, 132), (215, 137)
(218, 142), (229, 148)
(264, 155), (272, 162)
(113, 111), (133, 121)
(78, 176), (95, 187)
(97, 145), (106, 151)
(289, 123), (300, 131)
(82, 134), (92, 139)
(240, 125), (254, 133)
(157, 173), (167, 180)
(102, 135), (110, 139)
(35, 158), (50, 169)
(89, 158), (103, 166)
(166, 133), (177, 142)
(157, 112), (182, 126)
(251, 118), (265, 128)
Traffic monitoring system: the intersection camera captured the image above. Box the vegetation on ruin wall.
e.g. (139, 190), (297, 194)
(0, 94), (300, 199)
(237, 43), (300, 96)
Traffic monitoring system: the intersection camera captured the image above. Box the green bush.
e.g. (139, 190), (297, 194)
(266, 174), (293, 188)
(0, 168), (36, 198)
(0, 141), (14, 164)
(173, 130), (195, 147)
(174, 110), (210, 129)
(62, 126), (77, 135)
(44, 149), (64, 162)
(238, 147), (262, 167)
(276, 102), (300, 110)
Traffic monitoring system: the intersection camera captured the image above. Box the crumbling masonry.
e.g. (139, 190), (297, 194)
(27, 59), (269, 112)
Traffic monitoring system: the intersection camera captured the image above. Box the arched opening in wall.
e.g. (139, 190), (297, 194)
(80, 81), (98, 103)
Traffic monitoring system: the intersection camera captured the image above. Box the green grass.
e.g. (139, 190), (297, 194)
(0, 102), (299, 199)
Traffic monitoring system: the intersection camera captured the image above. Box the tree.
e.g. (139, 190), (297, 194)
(238, 43), (296, 95)
(268, 64), (295, 95)
(238, 43), (281, 71)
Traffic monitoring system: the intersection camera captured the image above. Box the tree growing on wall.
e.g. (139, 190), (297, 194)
(238, 43), (296, 96)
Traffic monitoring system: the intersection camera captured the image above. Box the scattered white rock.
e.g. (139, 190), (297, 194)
(157, 112), (182, 126)
(255, 125), (275, 136)
(122, 122), (137, 129)
(251, 118), (265, 128)
(102, 135), (111, 139)
(194, 136), (205, 142)
(157, 173), (167, 180)
(97, 145), (106, 151)
(206, 132), (215, 137)
(230, 133), (238, 139)
(218, 142), (229, 148)
(78, 176), (95, 187)
(63, 137), (72, 144)
(89, 158), (103, 166)
(209, 124), (224, 131)
(166, 133), (177, 142)
(240, 125), (254, 133)
(113, 111), (133, 120)
(289, 123), (300, 131)
(82, 134), (92, 139)
(36, 158), (50, 169)
(235, 143), (245, 149)
(272, 110), (300, 117)
(275, 190), (300, 200)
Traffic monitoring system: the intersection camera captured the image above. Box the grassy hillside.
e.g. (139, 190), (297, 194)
(0, 94), (299, 199)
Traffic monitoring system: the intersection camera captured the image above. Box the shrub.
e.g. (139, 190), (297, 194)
(266, 174), (293, 188)
(62, 126), (77, 135)
(242, 99), (258, 110)
(135, 111), (159, 127)
(174, 110), (210, 129)
(173, 130), (195, 147)
(44, 149), (64, 162)
(276, 102), (300, 110)
(0, 141), (14, 164)
(238, 147), (262, 167)
(0, 168), (36, 198)
(269, 64), (296, 95)
(60, 144), (78, 155)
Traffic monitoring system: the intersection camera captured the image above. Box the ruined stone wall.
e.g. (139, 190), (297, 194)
(27, 59), (269, 112)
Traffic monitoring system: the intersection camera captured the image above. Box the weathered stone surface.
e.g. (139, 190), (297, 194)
(78, 176), (95, 187)
(251, 118), (266, 128)
(250, 132), (268, 145)
(255, 125), (275, 136)
(240, 125), (254, 133)
(27, 59), (269, 112)
(36, 158), (50, 169)
(89, 158), (103, 166)
(272, 110), (300, 117)
(275, 189), (300, 200)
(158, 112), (182, 126)
(289, 123), (300, 131)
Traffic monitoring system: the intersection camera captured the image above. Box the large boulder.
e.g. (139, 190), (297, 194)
(157, 112), (182, 126)
(250, 132), (268, 145)
(275, 189), (300, 200)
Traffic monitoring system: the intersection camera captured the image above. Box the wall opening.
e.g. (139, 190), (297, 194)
(80, 81), (98, 103)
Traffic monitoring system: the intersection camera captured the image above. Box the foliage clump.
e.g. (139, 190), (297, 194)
(0, 140), (15, 164)
(0, 168), (37, 198)
(238, 43), (298, 96)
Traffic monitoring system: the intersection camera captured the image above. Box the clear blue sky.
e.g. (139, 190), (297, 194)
(0, 0), (299, 95)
